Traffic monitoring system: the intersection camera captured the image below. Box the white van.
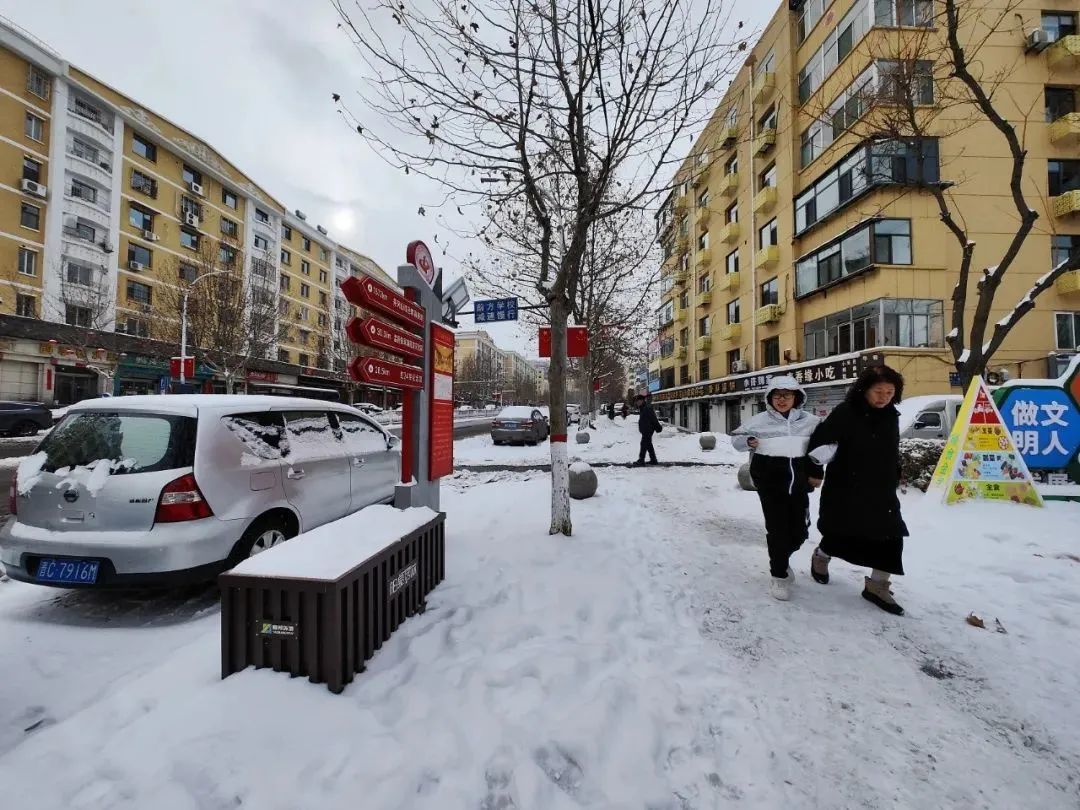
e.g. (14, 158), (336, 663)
(898, 395), (964, 441)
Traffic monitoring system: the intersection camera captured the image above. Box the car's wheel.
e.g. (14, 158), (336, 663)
(493, 439), (502, 445)
(234, 514), (297, 560)
(13, 420), (39, 437)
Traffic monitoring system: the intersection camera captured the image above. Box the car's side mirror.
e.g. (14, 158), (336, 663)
(386, 434), (400, 450)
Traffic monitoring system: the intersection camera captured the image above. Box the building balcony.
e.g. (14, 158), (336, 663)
(752, 72), (775, 104)
(719, 171), (739, 196)
(697, 208), (712, 232)
(1047, 35), (1080, 71)
(755, 245), (780, 269)
(693, 163), (711, 188)
(754, 128), (776, 156)
(674, 197), (689, 217)
(676, 346), (687, 360)
(719, 125), (738, 148)
(719, 322), (741, 342)
(674, 268), (689, 284)
(754, 303), (782, 325)
(1056, 270), (1080, 294)
(1049, 112), (1080, 144)
(698, 289), (713, 306)
(676, 308), (687, 324)
(715, 270), (739, 291)
(753, 186), (777, 214)
(720, 222), (741, 244)
(1052, 189), (1080, 217)
(696, 248), (712, 270)
(696, 335), (712, 352)
(676, 235), (690, 254)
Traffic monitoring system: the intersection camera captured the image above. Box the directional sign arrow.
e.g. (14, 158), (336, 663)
(348, 356), (425, 390)
(340, 274), (425, 329)
(345, 316), (425, 359)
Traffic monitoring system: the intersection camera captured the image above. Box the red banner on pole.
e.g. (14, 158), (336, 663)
(428, 323), (455, 481)
(346, 316), (425, 359)
(340, 274), (425, 329)
(348, 356), (424, 390)
(170, 356), (194, 380)
(538, 326), (589, 358)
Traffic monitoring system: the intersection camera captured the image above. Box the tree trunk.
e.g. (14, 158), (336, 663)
(548, 297), (572, 536)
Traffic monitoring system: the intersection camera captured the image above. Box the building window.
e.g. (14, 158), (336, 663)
(877, 60), (935, 105)
(1052, 235), (1080, 269)
(320, 247), (330, 262)
(252, 258), (273, 278)
(698, 273), (712, 293)
(65, 218), (96, 242)
(697, 188), (710, 209)
(761, 337), (781, 368)
(132, 133), (157, 162)
(70, 178), (97, 204)
(16, 294), (37, 318)
(318, 313), (328, 328)
(20, 203), (41, 230)
(282, 225), (293, 241)
(181, 196), (202, 221)
(300, 283), (311, 298)
(800, 125), (824, 168)
(758, 219), (778, 249)
(131, 169), (157, 198)
(278, 349), (290, 363)
(255, 208), (270, 224)
(874, 219), (912, 264)
(71, 137), (99, 163)
(128, 243), (152, 267)
(760, 277), (779, 307)
(878, 0), (934, 27)
(179, 263), (198, 283)
(65, 305), (92, 328)
(727, 348), (742, 373)
(726, 250), (739, 275)
(319, 291), (329, 306)
(182, 165), (202, 188)
(221, 217), (238, 237)
(299, 330), (311, 345)
(25, 112), (45, 142)
(1056, 312), (1080, 349)
(122, 317), (150, 338)
(219, 245), (237, 266)
(1049, 160), (1080, 197)
(301, 260), (311, 275)
(22, 157), (42, 183)
(66, 262), (94, 286)
(281, 249), (292, 265)
(698, 232), (709, 251)
(760, 163), (777, 189)
(726, 202), (738, 224)
(254, 234), (269, 251)
(27, 65), (50, 99)
(758, 106), (777, 132)
(180, 229), (199, 250)
(1042, 12), (1078, 42)
(727, 299), (740, 324)
(699, 316), (711, 337)
(699, 358), (710, 380)
(222, 188), (238, 208)
(128, 204), (153, 232)
(1045, 87), (1076, 123)
(679, 290), (690, 310)
(298, 353), (310, 367)
(302, 236), (312, 251)
(318, 269), (328, 283)
(127, 280), (152, 305)
(803, 298), (942, 360)
(725, 155), (738, 175)
(18, 248), (37, 277)
(280, 275), (291, 292)
(680, 365), (690, 385)
(796, 218), (909, 297)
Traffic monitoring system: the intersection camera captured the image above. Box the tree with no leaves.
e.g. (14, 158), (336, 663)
(332, 0), (745, 533)
(799, 0), (1080, 388)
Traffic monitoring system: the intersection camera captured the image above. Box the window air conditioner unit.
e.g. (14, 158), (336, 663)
(128, 260), (146, 272)
(731, 359), (749, 373)
(1026, 29), (1050, 51)
(143, 229), (159, 242)
(189, 181), (205, 196)
(20, 178), (47, 198)
(184, 212), (199, 227)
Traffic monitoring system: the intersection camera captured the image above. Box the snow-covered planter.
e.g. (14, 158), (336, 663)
(575, 431), (591, 444)
(568, 461), (598, 499)
(899, 438), (945, 492)
(737, 462), (756, 491)
(699, 432), (716, 451)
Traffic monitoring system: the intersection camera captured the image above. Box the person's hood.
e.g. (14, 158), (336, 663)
(764, 374), (806, 414)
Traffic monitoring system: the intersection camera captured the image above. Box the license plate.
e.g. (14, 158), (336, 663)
(36, 558), (100, 585)
(503, 422), (517, 429)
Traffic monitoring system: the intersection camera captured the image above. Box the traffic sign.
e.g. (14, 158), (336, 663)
(473, 297), (519, 323)
(407, 240), (437, 287)
(348, 356), (425, 390)
(340, 274), (425, 329)
(346, 316), (425, 359)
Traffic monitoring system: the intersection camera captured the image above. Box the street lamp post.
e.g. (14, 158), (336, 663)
(179, 269), (232, 386)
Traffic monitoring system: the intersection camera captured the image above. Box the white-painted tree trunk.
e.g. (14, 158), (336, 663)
(549, 440), (571, 535)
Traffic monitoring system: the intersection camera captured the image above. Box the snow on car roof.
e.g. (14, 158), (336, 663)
(896, 394), (962, 433)
(497, 406), (540, 418)
(66, 395), (365, 419)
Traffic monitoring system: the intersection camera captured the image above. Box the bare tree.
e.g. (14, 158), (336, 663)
(156, 238), (278, 393)
(800, 0), (1080, 388)
(332, 0), (745, 534)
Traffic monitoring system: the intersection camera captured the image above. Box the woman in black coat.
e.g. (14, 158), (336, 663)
(806, 365), (908, 615)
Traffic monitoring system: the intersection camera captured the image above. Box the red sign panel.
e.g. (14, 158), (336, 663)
(539, 326), (589, 358)
(348, 356), (425, 390)
(407, 240), (437, 287)
(247, 370), (278, 383)
(429, 322), (455, 480)
(340, 274), (425, 329)
(170, 356), (195, 379)
(346, 316), (425, 359)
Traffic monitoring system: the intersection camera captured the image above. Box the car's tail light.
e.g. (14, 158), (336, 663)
(9, 473), (16, 516)
(154, 473), (213, 523)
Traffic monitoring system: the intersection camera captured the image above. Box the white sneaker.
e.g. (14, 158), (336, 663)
(770, 576), (791, 601)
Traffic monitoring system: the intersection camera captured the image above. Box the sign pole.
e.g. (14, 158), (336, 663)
(400, 288), (419, 487)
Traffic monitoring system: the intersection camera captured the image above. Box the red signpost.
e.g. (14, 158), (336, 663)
(340, 274), (425, 329)
(428, 323), (455, 480)
(345, 317), (425, 359)
(348, 356), (425, 390)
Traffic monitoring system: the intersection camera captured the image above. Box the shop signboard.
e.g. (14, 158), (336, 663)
(428, 323), (455, 480)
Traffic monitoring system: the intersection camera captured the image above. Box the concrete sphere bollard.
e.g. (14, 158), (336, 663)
(569, 462), (598, 499)
(575, 431), (591, 444)
(737, 461), (756, 491)
(699, 432), (716, 451)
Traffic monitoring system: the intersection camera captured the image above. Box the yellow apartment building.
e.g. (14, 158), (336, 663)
(0, 18), (396, 405)
(649, 0), (1080, 434)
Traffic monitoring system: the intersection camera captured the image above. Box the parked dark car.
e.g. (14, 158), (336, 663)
(491, 406), (549, 445)
(0, 401), (52, 437)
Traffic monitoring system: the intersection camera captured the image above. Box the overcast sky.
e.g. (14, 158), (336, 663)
(2, 0), (772, 357)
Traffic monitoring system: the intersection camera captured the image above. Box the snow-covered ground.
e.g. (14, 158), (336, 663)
(456, 415), (743, 466)
(1, 464), (1078, 808)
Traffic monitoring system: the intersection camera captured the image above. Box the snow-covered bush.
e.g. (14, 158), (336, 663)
(899, 439), (944, 492)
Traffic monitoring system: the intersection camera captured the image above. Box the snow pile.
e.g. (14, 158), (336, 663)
(569, 461), (592, 474)
(14, 452), (47, 494)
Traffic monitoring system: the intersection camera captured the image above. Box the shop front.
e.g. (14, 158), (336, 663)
(114, 354), (217, 396)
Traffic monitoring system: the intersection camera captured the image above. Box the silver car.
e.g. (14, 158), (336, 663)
(490, 406), (549, 445)
(0, 395), (400, 588)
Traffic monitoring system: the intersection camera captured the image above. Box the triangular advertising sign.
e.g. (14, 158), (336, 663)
(930, 376), (1044, 507)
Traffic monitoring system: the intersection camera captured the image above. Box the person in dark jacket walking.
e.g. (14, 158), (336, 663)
(732, 375), (822, 601)
(806, 365), (908, 615)
(633, 394), (662, 466)
(621, 402), (629, 420)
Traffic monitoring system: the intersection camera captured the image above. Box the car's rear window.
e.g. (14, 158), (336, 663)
(37, 412), (197, 474)
(497, 407), (536, 419)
